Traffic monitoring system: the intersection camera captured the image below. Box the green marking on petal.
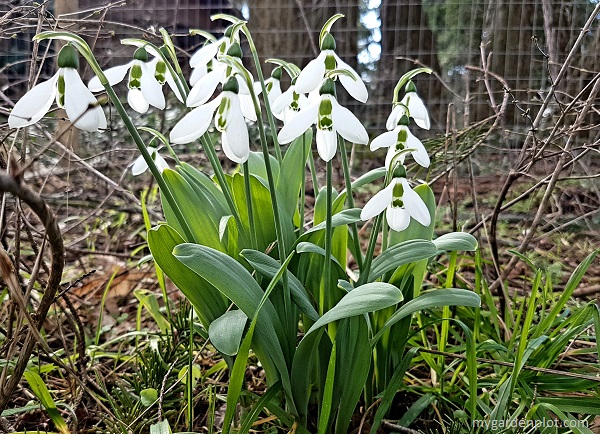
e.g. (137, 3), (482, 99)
(57, 73), (66, 107)
(392, 182), (405, 198)
(129, 63), (143, 89)
(216, 97), (231, 131)
(155, 61), (167, 84)
(318, 98), (333, 130)
(392, 198), (404, 208)
(324, 53), (337, 72)
(397, 128), (408, 144)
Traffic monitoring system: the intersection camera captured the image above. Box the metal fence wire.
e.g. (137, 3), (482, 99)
(2, 0), (599, 140)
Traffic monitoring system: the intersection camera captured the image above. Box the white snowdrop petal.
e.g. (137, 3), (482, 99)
(386, 206), (411, 232)
(386, 105), (406, 131)
(330, 99), (369, 144)
(370, 130), (396, 151)
(384, 145), (406, 170)
(400, 178), (431, 227)
(170, 97), (220, 144)
(127, 88), (150, 114)
(267, 81), (282, 106)
(335, 54), (368, 103)
(89, 62), (132, 92)
(189, 63), (208, 87)
(405, 130), (430, 168)
(165, 71), (185, 103)
(277, 103), (319, 144)
(404, 93), (430, 130)
(316, 128), (337, 162)
(155, 151), (169, 172)
(360, 181), (395, 221)
(186, 69), (223, 107)
(190, 39), (221, 68)
(222, 105), (249, 163)
(272, 88), (294, 114)
(64, 68), (103, 131)
(131, 155), (148, 176)
(295, 52), (327, 94)
(140, 63), (165, 109)
(8, 73), (58, 128)
(239, 94), (257, 122)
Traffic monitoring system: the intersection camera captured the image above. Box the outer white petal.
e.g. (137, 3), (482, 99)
(384, 145), (406, 170)
(130, 154), (148, 176)
(88, 62), (132, 91)
(63, 68), (104, 132)
(236, 74), (252, 95)
(386, 105), (406, 131)
(334, 54), (368, 103)
(360, 180), (396, 221)
(170, 96), (221, 144)
(405, 129), (430, 167)
(330, 98), (369, 144)
(316, 128), (337, 162)
(370, 130), (396, 151)
(8, 73), (58, 128)
(140, 62), (165, 109)
(277, 102), (318, 144)
(189, 63), (208, 87)
(267, 80), (282, 106)
(400, 178), (431, 227)
(272, 87), (294, 114)
(128, 88), (150, 114)
(239, 94), (257, 122)
(222, 105), (249, 163)
(154, 150), (169, 172)
(190, 38), (222, 68)
(403, 92), (430, 130)
(295, 52), (327, 94)
(386, 206), (411, 232)
(165, 70), (185, 103)
(186, 68), (223, 107)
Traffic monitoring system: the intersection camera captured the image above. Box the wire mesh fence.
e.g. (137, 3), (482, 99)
(1, 0), (600, 155)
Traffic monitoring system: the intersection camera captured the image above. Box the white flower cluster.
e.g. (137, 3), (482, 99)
(7, 25), (434, 233)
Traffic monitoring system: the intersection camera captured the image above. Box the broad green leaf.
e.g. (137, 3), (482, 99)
(23, 370), (70, 434)
(173, 243), (292, 396)
(208, 310), (248, 356)
(148, 224), (229, 328)
(240, 249), (319, 321)
(433, 232), (478, 252)
(298, 208), (361, 241)
(371, 289), (480, 345)
(150, 419), (172, 434)
(161, 169), (225, 251)
(304, 282), (403, 337)
(369, 239), (437, 281)
(296, 242), (345, 275)
(178, 162), (228, 217)
(248, 151), (280, 185)
(277, 130), (312, 219)
(334, 317), (371, 434)
(318, 341), (337, 434)
(140, 388), (158, 407)
(332, 167), (387, 210)
(538, 397), (600, 415)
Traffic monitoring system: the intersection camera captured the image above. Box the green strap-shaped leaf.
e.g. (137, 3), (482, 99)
(209, 310), (248, 356)
(433, 232), (478, 252)
(240, 249), (319, 321)
(23, 370), (70, 434)
(369, 239), (437, 281)
(173, 243), (292, 396)
(277, 130), (312, 218)
(371, 288), (481, 345)
(304, 282), (403, 338)
(147, 224), (228, 329)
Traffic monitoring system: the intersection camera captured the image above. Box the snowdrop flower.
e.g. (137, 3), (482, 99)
(189, 36), (228, 86)
(271, 77), (308, 123)
(360, 176), (431, 232)
(295, 32), (368, 103)
(130, 146), (168, 176)
(186, 42), (254, 122)
(387, 81), (430, 130)
(170, 76), (251, 163)
(8, 45), (106, 132)
(278, 78), (368, 161)
(254, 67), (282, 109)
(88, 47), (164, 114)
(371, 115), (430, 169)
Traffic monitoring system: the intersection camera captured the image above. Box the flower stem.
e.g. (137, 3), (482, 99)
(242, 161), (258, 250)
(242, 24), (282, 163)
(323, 160), (333, 314)
(299, 132), (307, 236)
(338, 137), (363, 272)
(358, 213), (383, 286)
(309, 149), (319, 192)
